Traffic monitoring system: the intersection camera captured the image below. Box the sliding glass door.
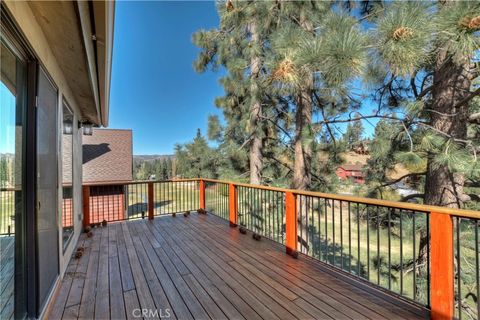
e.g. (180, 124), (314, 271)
(0, 38), (27, 319)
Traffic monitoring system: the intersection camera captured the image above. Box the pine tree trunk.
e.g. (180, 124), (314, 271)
(418, 47), (474, 293)
(425, 51), (472, 206)
(292, 10), (314, 253)
(292, 9), (314, 191)
(249, 22), (263, 185)
(424, 50), (472, 207)
(292, 80), (313, 191)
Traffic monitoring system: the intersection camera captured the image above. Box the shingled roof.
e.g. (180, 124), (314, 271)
(82, 129), (133, 183)
(338, 164), (364, 172)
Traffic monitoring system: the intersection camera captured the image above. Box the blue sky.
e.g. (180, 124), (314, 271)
(0, 83), (15, 154)
(109, 1), (377, 155)
(109, 1), (223, 155)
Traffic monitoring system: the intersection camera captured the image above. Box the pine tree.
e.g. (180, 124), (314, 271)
(361, 2), (480, 305)
(193, 1), (283, 184)
(343, 120), (364, 151)
(268, 2), (367, 191)
(175, 129), (219, 179)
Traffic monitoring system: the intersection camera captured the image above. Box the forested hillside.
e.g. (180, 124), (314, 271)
(133, 155), (175, 180)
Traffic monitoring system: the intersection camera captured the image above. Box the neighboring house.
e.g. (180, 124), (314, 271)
(82, 129), (133, 223)
(0, 2), (114, 319)
(336, 164), (366, 184)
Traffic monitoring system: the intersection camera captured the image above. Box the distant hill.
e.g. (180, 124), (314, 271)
(134, 154), (175, 162)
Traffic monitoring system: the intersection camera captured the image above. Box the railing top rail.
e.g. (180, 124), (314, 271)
(199, 178), (480, 219)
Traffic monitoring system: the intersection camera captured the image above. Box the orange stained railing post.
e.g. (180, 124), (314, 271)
(430, 212), (454, 320)
(148, 182), (154, 220)
(285, 192), (297, 256)
(229, 183), (237, 227)
(199, 179), (206, 210)
(82, 185), (90, 228)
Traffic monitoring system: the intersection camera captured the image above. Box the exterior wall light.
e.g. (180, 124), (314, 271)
(63, 119), (73, 135)
(81, 122), (94, 136)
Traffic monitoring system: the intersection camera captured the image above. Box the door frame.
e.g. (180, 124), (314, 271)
(1, 4), (61, 318)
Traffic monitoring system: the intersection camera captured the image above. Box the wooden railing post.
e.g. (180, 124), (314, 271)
(199, 179), (206, 210)
(285, 192), (297, 256)
(430, 212), (454, 320)
(229, 183), (237, 227)
(82, 185), (90, 228)
(148, 182), (154, 220)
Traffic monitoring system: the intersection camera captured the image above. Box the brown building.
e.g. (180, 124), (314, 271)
(336, 164), (366, 184)
(82, 129), (133, 224)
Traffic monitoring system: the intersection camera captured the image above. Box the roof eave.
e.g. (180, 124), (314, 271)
(76, 0), (115, 127)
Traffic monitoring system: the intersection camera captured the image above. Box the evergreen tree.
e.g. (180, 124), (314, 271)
(0, 157), (7, 187)
(343, 120), (364, 151)
(194, 1), (269, 184)
(175, 129), (219, 178)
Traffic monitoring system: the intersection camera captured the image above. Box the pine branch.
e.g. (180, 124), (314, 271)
(454, 87), (480, 110)
(400, 193), (424, 202)
(379, 172), (426, 188)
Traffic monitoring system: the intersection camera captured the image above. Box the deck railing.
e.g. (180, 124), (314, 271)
(81, 178), (480, 320)
(0, 188), (15, 235)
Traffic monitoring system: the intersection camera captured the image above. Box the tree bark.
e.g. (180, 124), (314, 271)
(292, 80), (313, 190)
(424, 50), (473, 207)
(418, 46), (475, 295)
(291, 10), (314, 191)
(248, 22), (263, 185)
(292, 10), (314, 253)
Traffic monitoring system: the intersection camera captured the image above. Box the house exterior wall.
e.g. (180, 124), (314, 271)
(4, 0), (84, 282)
(336, 168), (366, 184)
(336, 167), (348, 179)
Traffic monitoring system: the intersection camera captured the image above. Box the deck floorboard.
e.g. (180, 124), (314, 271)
(49, 213), (425, 320)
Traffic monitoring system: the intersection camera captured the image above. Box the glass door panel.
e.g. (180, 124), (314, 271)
(0, 40), (26, 319)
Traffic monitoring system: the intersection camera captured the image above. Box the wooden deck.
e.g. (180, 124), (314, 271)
(49, 213), (425, 320)
(0, 236), (14, 320)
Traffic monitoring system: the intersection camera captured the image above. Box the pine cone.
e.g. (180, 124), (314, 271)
(77, 247), (85, 253)
(172, 212), (176, 217)
(184, 211), (189, 217)
(392, 26), (413, 41)
(460, 16), (480, 30)
(101, 219), (107, 227)
(226, 0), (234, 11)
(252, 233), (261, 241)
(239, 226), (247, 234)
(87, 231), (93, 238)
(84, 226), (92, 233)
(75, 251), (83, 259)
(272, 59), (295, 82)
(197, 208), (207, 215)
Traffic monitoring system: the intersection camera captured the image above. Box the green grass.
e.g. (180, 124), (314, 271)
(125, 182), (200, 219)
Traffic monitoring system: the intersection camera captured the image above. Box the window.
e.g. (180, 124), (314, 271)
(61, 101), (74, 249)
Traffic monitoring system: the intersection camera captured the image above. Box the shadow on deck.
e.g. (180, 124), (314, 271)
(48, 213), (426, 319)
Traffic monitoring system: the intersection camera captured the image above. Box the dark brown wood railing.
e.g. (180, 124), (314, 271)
(81, 178), (480, 320)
